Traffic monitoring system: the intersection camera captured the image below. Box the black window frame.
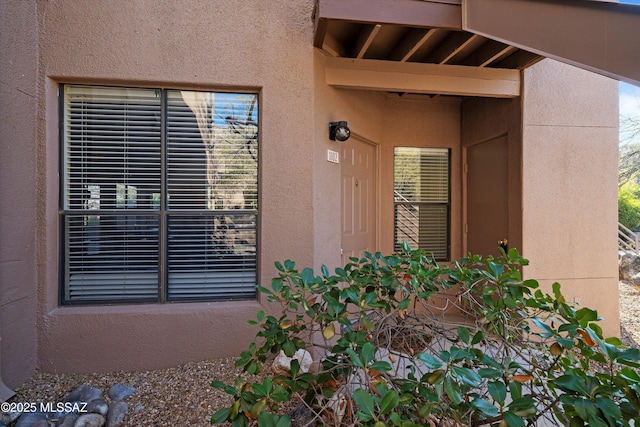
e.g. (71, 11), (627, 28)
(58, 84), (260, 305)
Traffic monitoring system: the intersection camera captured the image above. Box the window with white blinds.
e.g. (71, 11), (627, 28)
(61, 85), (258, 304)
(394, 147), (450, 260)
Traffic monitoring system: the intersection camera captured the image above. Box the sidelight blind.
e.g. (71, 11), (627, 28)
(61, 85), (258, 303)
(394, 147), (449, 260)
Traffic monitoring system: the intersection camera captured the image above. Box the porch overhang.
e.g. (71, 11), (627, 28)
(314, 0), (640, 95)
(313, 0), (541, 98)
(463, 0), (640, 88)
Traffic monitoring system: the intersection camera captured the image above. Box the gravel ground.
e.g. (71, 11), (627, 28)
(8, 281), (640, 427)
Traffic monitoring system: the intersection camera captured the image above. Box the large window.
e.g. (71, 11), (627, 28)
(60, 85), (258, 304)
(394, 147), (450, 260)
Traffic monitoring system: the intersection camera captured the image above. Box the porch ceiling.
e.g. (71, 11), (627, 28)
(313, 0), (543, 98)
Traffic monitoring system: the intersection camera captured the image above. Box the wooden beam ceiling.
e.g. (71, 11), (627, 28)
(325, 57), (521, 98)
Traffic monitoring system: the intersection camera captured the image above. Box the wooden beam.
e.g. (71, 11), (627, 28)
(353, 24), (381, 59)
(316, 0), (462, 30)
(390, 28), (438, 62)
(324, 57), (521, 98)
(463, 0), (640, 86)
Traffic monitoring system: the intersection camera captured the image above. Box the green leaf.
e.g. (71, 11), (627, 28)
(595, 396), (621, 425)
(488, 381), (507, 404)
(471, 330), (485, 345)
(471, 398), (499, 417)
(275, 415), (292, 427)
(370, 360), (392, 372)
(362, 342), (375, 366)
(576, 308), (599, 324)
(478, 368), (502, 379)
(257, 310), (265, 322)
(417, 352), (444, 370)
(301, 268), (314, 285)
(211, 380), (225, 389)
(379, 390), (400, 414)
(555, 375), (588, 395)
(272, 278), (284, 292)
(573, 399), (597, 421)
(503, 411), (526, 427)
(451, 366), (482, 387)
(398, 299), (411, 310)
(321, 264), (330, 277)
(531, 317), (555, 337)
(258, 410), (275, 427)
(271, 386), (290, 402)
(457, 326), (470, 344)
(444, 376), (463, 405)
(353, 388), (376, 421)
(210, 407), (231, 424)
(282, 340), (296, 357)
(346, 348), (364, 368)
(508, 397), (536, 417)
(231, 416), (248, 427)
(290, 359), (300, 377)
(389, 411), (402, 426)
(252, 382), (267, 397)
(341, 286), (360, 304)
(618, 348), (640, 362)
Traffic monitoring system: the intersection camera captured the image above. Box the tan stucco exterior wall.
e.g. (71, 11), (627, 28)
(522, 59), (620, 336)
(35, 0), (319, 374)
(0, 0), (40, 389)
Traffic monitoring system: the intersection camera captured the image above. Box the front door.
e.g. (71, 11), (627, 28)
(466, 135), (509, 257)
(341, 137), (377, 264)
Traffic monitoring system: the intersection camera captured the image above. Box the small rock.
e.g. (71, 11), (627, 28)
(86, 399), (109, 416)
(272, 349), (313, 375)
(31, 420), (50, 427)
(15, 411), (48, 427)
(133, 404), (144, 413)
(106, 401), (128, 427)
(73, 413), (105, 427)
(0, 411), (20, 424)
(65, 385), (103, 404)
(108, 384), (136, 401)
(57, 413), (79, 427)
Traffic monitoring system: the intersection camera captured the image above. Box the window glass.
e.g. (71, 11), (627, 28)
(394, 147), (449, 260)
(61, 85), (258, 303)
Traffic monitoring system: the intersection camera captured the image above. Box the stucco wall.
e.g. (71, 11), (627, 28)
(0, 0), (39, 388)
(312, 52), (462, 269)
(522, 59), (620, 336)
(36, 0), (318, 374)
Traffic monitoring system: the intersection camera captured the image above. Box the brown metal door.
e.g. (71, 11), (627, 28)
(341, 137), (377, 264)
(466, 135), (509, 257)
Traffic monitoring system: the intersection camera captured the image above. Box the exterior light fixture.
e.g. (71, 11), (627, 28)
(329, 121), (350, 141)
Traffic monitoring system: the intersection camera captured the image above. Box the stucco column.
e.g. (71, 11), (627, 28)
(521, 59), (620, 337)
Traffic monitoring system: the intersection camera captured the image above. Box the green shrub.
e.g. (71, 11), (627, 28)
(211, 245), (640, 427)
(619, 181), (640, 230)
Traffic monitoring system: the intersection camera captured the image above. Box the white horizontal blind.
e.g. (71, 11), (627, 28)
(165, 90), (258, 299)
(61, 85), (258, 303)
(63, 86), (161, 301)
(394, 147), (449, 260)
